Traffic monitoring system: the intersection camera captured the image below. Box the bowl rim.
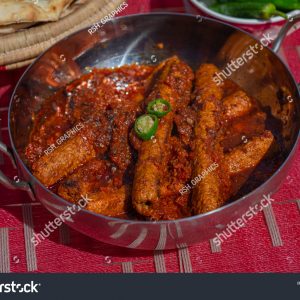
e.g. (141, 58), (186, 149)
(190, 0), (300, 25)
(9, 12), (300, 225)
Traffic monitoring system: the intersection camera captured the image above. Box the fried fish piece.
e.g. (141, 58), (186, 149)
(225, 130), (274, 195)
(32, 124), (97, 187)
(223, 90), (254, 120)
(192, 64), (230, 214)
(221, 111), (266, 151)
(86, 185), (130, 218)
(65, 66), (153, 123)
(57, 159), (114, 202)
(57, 158), (130, 217)
(24, 90), (72, 166)
(193, 64), (224, 108)
(132, 57), (194, 218)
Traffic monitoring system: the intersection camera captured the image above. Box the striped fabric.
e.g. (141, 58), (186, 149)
(263, 205), (283, 247)
(22, 205), (37, 272)
(0, 228), (10, 273)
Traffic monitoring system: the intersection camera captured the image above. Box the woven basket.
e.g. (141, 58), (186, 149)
(0, 0), (125, 70)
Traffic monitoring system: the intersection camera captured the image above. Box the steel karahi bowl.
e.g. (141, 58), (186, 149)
(0, 13), (299, 250)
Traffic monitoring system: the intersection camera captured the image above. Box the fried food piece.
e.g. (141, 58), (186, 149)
(132, 57), (194, 218)
(194, 64), (224, 108)
(65, 66), (153, 123)
(57, 159), (114, 202)
(143, 194), (191, 220)
(58, 158), (129, 217)
(65, 71), (105, 122)
(223, 90), (253, 120)
(131, 137), (193, 220)
(159, 137), (192, 196)
(25, 91), (71, 166)
(192, 64), (230, 214)
(90, 114), (112, 155)
(132, 58), (178, 214)
(32, 124), (97, 187)
(221, 111), (266, 151)
(86, 185), (130, 218)
(225, 131), (274, 194)
(156, 137), (193, 220)
(174, 106), (197, 146)
(167, 59), (194, 147)
(109, 111), (136, 171)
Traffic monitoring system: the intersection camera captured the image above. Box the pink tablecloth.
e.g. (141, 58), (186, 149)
(0, 0), (299, 273)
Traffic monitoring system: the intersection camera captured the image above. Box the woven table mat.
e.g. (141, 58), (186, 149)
(0, 0), (125, 69)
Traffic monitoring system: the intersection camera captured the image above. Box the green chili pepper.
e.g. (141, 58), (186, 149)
(147, 98), (172, 117)
(210, 2), (287, 19)
(216, 0), (300, 12)
(134, 114), (159, 141)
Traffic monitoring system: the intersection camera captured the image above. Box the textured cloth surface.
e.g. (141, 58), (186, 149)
(0, 0), (299, 273)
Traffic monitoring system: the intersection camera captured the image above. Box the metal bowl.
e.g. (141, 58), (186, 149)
(1, 13), (299, 250)
(190, 0), (300, 25)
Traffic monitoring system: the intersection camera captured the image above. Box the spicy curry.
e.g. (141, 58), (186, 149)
(24, 56), (279, 220)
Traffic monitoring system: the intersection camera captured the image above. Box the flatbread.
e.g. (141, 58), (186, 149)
(0, 0), (88, 34)
(0, 0), (75, 26)
(0, 23), (33, 34)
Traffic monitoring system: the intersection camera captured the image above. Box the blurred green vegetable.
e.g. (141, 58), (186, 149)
(216, 0), (300, 12)
(210, 2), (287, 19)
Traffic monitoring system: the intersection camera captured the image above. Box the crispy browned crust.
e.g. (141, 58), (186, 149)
(86, 185), (130, 218)
(193, 64), (224, 108)
(57, 158), (130, 217)
(223, 90), (253, 120)
(221, 111), (266, 151)
(24, 90), (72, 166)
(132, 57), (194, 218)
(32, 125), (96, 187)
(57, 159), (112, 202)
(225, 130), (274, 195)
(109, 111), (136, 171)
(192, 64), (230, 214)
(225, 131), (274, 175)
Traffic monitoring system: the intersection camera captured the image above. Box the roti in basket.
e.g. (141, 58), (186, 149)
(0, 0), (87, 33)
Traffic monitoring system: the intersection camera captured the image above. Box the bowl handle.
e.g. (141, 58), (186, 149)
(272, 14), (300, 89)
(273, 14), (300, 53)
(0, 141), (35, 200)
